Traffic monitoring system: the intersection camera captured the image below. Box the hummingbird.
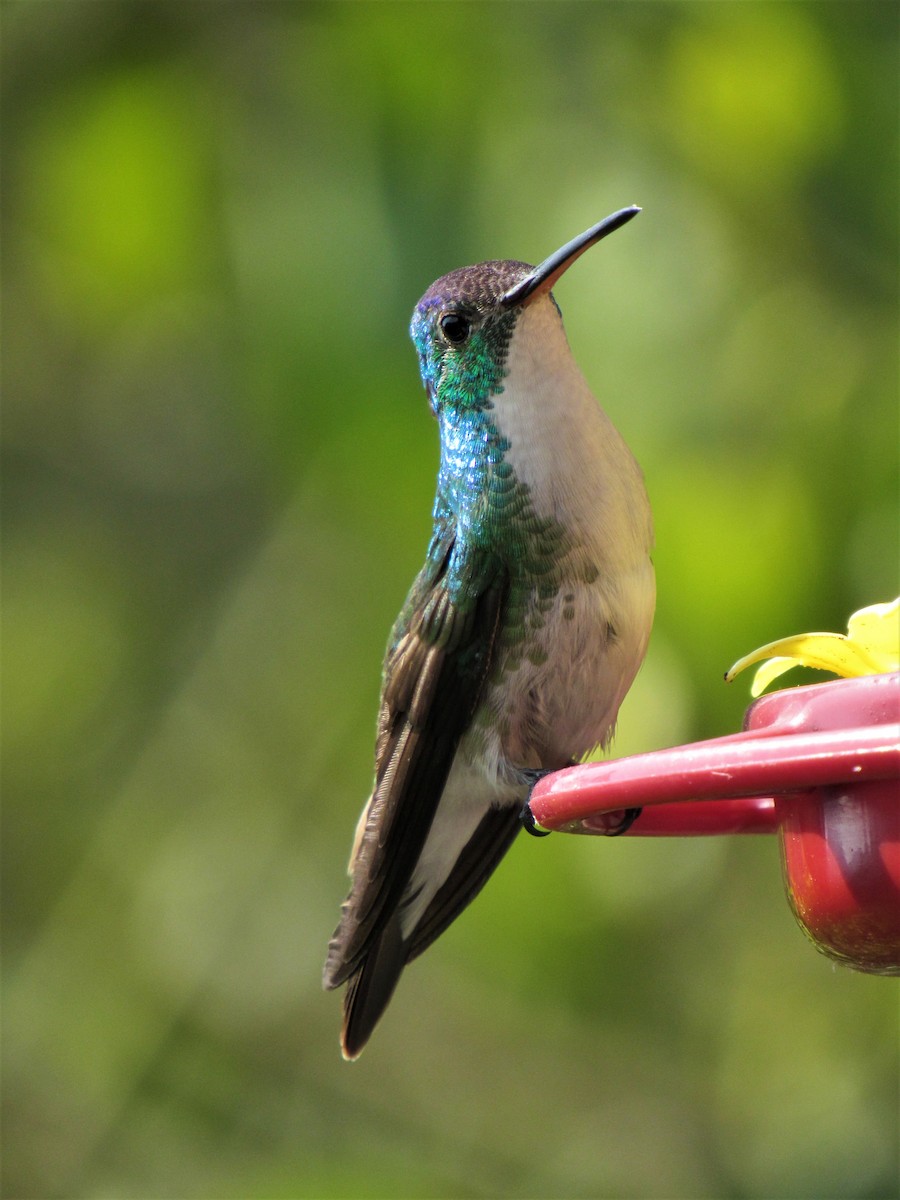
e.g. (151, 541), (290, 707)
(323, 207), (654, 1059)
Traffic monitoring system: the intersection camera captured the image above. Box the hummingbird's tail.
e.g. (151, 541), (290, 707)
(339, 915), (406, 1060)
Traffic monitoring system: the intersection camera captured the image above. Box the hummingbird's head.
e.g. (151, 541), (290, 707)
(409, 206), (640, 417)
(410, 261), (527, 417)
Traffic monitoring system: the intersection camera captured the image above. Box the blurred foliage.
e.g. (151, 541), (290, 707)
(2, 2), (898, 1198)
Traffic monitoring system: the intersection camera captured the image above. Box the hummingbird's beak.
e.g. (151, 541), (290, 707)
(500, 205), (641, 310)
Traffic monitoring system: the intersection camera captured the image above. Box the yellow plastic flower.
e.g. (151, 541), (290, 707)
(726, 598), (900, 697)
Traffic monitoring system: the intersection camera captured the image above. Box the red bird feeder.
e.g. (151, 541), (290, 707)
(530, 672), (900, 975)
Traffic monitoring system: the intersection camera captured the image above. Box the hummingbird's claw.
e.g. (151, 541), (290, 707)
(519, 801), (552, 837)
(518, 765), (572, 837)
(606, 806), (643, 836)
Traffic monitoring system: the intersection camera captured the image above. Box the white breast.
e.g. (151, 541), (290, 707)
(470, 293), (655, 779)
(494, 295), (652, 563)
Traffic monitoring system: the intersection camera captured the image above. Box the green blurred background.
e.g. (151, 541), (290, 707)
(3, 2), (898, 1197)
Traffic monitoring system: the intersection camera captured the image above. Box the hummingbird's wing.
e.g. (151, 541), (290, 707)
(404, 801), (522, 961)
(336, 801), (521, 1060)
(323, 528), (507, 991)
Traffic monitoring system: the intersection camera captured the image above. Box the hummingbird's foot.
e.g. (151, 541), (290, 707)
(519, 801), (552, 837)
(519, 768), (554, 836)
(604, 806), (643, 836)
(518, 766), (568, 837)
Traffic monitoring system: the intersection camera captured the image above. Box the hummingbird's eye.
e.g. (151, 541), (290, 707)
(439, 312), (471, 345)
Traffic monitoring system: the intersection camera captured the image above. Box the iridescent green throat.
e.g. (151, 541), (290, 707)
(413, 307), (570, 665)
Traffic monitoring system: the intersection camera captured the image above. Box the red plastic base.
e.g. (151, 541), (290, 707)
(529, 673), (900, 974)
